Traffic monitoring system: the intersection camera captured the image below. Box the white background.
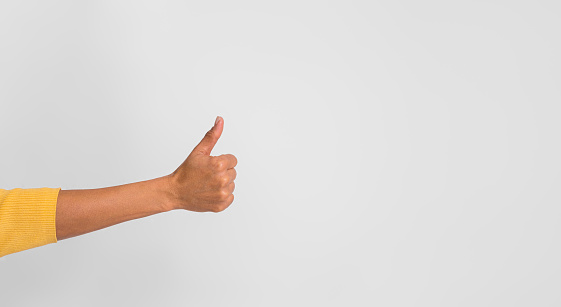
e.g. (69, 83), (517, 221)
(1, 1), (560, 306)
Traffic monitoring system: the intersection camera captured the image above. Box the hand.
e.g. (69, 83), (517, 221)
(167, 116), (237, 212)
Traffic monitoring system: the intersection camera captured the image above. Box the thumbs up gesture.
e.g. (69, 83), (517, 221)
(167, 116), (237, 212)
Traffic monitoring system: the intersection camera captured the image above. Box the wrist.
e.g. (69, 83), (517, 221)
(154, 174), (179, 212)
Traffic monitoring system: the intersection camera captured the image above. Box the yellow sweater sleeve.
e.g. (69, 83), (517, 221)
(0, 187), (61, 257)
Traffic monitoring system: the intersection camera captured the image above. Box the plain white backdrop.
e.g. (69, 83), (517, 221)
(1, 1), (560, 306)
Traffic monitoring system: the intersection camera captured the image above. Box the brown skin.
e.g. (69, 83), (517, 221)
(55, 116), (237, 240)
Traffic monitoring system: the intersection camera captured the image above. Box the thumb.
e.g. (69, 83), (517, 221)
(192, 116), (224, 156)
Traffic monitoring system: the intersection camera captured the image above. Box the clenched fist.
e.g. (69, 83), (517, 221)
(167, 116), (237, 212)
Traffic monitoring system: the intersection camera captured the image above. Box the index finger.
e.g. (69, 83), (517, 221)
(217, 154), (238, 169)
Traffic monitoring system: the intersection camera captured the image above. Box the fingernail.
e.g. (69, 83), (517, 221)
(215, 116), (220, 125)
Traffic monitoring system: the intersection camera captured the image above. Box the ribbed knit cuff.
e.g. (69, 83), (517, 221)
(0, 187), (61, 257)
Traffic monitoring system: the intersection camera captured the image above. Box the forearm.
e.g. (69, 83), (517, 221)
(55, 175), (175, 240)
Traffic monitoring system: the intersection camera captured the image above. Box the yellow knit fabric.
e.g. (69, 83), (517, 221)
(0, 187), (61, 257)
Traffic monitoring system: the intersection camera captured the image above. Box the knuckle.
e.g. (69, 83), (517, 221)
(210, 202), (223, 212)
(219, 189), (230, 199)
(214, 203), (227, 212)
(213, 159), (226, 170)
